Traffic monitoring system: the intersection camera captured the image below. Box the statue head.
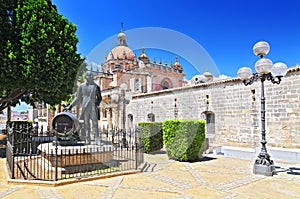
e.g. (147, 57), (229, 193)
(85, 71), (93, 83)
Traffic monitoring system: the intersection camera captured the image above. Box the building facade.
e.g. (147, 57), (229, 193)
(126, 66), (300, 160)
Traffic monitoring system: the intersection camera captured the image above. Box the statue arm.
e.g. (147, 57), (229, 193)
(95, 86), (102, 107)
(65, 85), (83, 110)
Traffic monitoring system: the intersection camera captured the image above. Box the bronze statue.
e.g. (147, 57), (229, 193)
(64, 71), (102, 145)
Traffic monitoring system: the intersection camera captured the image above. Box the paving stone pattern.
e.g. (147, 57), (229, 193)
(1, 152), (300, 198)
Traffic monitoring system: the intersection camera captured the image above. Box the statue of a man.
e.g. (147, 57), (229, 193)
(64, 71), (102, 145)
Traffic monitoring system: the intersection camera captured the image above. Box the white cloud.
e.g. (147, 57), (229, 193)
(216, 74), (232, 79)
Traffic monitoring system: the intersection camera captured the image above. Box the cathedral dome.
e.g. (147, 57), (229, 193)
(203, 69), (213, 77)
(106, 46), (136, 61)
(106, 23), (136, 61)
(203, 69), (214, 81)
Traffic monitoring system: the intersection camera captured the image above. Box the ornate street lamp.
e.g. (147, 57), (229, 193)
(111, 83), (130, 147)
(238, 41), (288, 176)
(120, 83), (128, 130)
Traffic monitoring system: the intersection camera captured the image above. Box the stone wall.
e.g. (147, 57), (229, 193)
(127, 68), (300, 149)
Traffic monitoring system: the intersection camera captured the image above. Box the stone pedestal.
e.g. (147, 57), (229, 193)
(253, 163), (275, 176)
(52, 136), (78, 146)
(37, 143), (114, 173)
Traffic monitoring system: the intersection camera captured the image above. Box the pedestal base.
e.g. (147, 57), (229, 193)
(37, 143), (114, 174)
(253, 163), (276, 176)
(53, 136), (79, 146)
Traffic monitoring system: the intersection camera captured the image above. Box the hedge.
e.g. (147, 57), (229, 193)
(138, 122), (163, 153)
(163, 119), (206, 162)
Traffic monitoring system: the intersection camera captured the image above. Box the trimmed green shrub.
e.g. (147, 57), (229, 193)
(163, 119), (205, 162)
(138, 122), (163, 153)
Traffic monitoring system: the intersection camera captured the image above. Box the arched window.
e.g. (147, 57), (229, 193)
(162, 81), (169, 89)
(161, 78), (172, 90)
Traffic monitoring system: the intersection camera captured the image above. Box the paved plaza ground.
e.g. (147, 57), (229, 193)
(1, 150), (300, 199)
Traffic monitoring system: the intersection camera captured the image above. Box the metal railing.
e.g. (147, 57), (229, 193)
(6, 122), (144, 181)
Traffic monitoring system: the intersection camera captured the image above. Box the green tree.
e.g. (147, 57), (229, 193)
(0, 0), (82, 111)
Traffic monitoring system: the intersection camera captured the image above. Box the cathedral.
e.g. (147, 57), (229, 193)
(98, 24), (187, 92)
(95, 24), (189, 129)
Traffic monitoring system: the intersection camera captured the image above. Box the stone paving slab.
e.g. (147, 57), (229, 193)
(231, 177), (300, 198)
(181, 186), (229, 198)
(1, 151), (300, 198)
(120, 174), (176, 190)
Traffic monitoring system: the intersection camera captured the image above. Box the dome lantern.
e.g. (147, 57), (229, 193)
(138, 48), (149, 63)
(117, 22), (127, 46)
(173, 56), (183, 73)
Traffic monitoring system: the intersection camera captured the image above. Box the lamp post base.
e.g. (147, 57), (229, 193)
(253, 163), (276, 176)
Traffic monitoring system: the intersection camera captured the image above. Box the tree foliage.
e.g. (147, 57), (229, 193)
(0, 0), (82, 111)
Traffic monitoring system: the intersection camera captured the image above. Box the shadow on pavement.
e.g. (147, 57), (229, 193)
(275, 166), (300, 175)
(148, 150), (167, 155)
(147, 150), (217, 162)
(287, 167), (300, 175)
(187, 156), (217, 163)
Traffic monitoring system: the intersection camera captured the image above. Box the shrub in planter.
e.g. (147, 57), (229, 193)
(163, 119), (205, 162)
(138, 122), (163, 153)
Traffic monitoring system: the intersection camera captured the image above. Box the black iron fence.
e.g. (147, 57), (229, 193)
(6, 122), (144, 181)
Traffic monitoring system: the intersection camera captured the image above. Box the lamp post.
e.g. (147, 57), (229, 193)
(111, 83), (130, 147)
(120, 83), (128, 130)
(111, 92), (119, 130)
(120, 83), (130, 148)
(237, 41), (288, 176)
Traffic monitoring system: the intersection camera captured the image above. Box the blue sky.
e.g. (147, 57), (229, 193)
(52, 0), (300, 79)
(11, 0), (300, 112)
